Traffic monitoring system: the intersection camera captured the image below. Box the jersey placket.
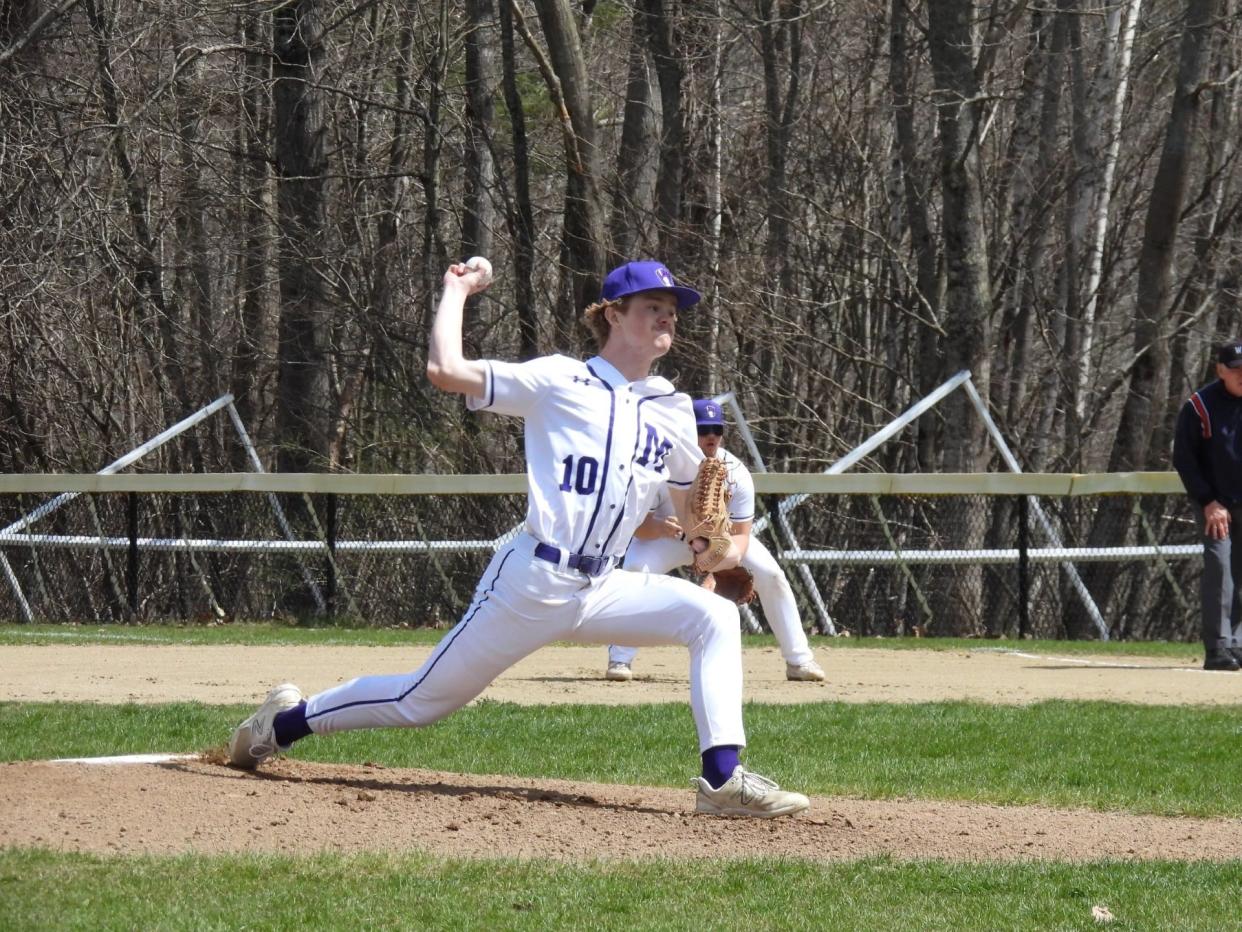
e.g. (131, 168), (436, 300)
(575, 383), (638, 559)
(598, 388), (665, 557)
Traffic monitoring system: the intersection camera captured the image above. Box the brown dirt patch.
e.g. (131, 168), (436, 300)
(2, 757), (1240, 862)
(2, 642), (1240, 862)
(0, 642), (1233, 707)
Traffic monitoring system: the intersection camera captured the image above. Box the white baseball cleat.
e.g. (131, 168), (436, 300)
(694, 766), (810, 818)
(605, 661), (633, 682)
(785, 659), (826, 682)
(228, 683), (302, 769)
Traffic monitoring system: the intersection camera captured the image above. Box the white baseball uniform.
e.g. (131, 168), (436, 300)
(609, 446), (814, 667)
(302, 354), (746, 752)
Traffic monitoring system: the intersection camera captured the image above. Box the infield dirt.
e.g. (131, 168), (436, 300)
(1, 642), (1240, 861)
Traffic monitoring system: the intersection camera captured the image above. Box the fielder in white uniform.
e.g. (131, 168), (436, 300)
(227, 259), (809, 818)
(606, 399), (826, 683)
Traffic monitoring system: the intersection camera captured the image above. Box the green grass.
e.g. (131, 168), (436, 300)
(4, 699), (1239, 817)
(0, 849), (1238, 931)
(0, 622), (451, 648)
(2, 632), (1237, 929)
(0, 622), (1209, 662)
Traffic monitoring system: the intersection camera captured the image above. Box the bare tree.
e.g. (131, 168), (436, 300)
(1076, 0), (1143, 422)
(889, 0), (944, 468)
(611, 3), (658, 260)
(926, 0), (994, 632)
(272, 0), (331, 472)
(229, 8), (276, 469)
(520, 0), (608, 334)
(927, 0), (992, 472)
(1110, 0), (1219, 475)
(1072, 0), (1221, 638)
(645, 0), (687, 259)
(498, 0), (539, 358)
(463, 0), (498, 262)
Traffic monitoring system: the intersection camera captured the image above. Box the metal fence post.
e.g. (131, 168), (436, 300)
(127, 492), (139, 618)
(1018, 495), (1030, 639)
(325, 494), (337, 618)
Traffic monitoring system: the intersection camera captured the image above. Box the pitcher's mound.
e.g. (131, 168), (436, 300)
(2, 757), (1237, 861)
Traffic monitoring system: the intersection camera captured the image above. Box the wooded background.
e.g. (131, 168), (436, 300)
(3, 0), (1238, 475)
(3, 0), (1235, 633)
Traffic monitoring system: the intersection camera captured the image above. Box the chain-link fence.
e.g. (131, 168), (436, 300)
(0, 477), (1202, 640)
(770, 492), (1197, 640)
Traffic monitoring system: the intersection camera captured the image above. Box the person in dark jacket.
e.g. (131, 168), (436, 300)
(1172, 339), (1242, 671)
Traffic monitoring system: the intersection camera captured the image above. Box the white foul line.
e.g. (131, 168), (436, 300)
(51, 753), (200, 765)
(974, 647), (1210, 672)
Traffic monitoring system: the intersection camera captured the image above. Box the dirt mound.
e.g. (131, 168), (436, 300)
(2, 757), (1239, 862)
(4, 642), (1240, 862)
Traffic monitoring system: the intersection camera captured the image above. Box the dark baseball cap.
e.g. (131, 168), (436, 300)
(693, 398), (724, 427)
(1219, 341), (1242, 368)
(600, 261), (701, 309)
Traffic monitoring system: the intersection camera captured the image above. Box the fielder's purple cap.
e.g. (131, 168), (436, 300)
(693, 398), (725, 427)
(601, 260), (701, 309)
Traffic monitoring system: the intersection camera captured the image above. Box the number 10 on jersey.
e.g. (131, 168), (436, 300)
(559, 455), (599, 495)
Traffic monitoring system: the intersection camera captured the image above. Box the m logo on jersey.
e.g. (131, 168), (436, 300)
(636, 424), (673, 473)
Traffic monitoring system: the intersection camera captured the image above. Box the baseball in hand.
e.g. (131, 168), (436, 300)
(465, 256), (493, 284)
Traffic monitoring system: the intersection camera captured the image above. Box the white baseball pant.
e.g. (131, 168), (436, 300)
(609, 534), (813, 667)
(304, 532), (746, 752)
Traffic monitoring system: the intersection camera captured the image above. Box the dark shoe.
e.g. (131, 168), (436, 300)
(1203, 648), (1240, 672)
(1230, 647), (1242, 667)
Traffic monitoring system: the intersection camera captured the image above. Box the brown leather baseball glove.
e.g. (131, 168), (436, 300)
(707, 566), (756, 605)
(687, 457), (732, 573)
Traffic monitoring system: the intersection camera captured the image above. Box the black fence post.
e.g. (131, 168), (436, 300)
(1017, 495), (1030, 639)
(127, 492), (139, 618)
(325, 494), (337, 618)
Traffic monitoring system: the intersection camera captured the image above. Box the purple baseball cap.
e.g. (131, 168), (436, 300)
(600, 260), (701, 309)
(693, 398), (724, 427)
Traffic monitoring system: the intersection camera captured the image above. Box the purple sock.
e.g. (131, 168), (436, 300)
(273, 701), (312, 747)
(701, 745), (741, 789)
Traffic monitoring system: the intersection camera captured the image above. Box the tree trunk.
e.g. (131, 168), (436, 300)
(172, 24), (218, 412)
(498, 0), (538, 358)
(419, 4), (449, 338)
(462, 0), (497, 263)
(927, 0), (994, 633)
(272, 0), (331, 472)
(703, 0), (724, 392)
(889, 0), (943, 469)
(927, 0), (992, 472)
(1018, 8), (1071, 472)
(1109, 0), (1217, 474)
(644, 0), (686, 259)
(527, 0), (607, 335)
(611, 3), (656, 261)
(1076, 0), (1142, 424)
(1074, 0), (1220, 638)
(230, 8), (274, 470)
(755, 0), (805, 462)
(1160, 0), (1238, 453)
(84, 0), (192, 437)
